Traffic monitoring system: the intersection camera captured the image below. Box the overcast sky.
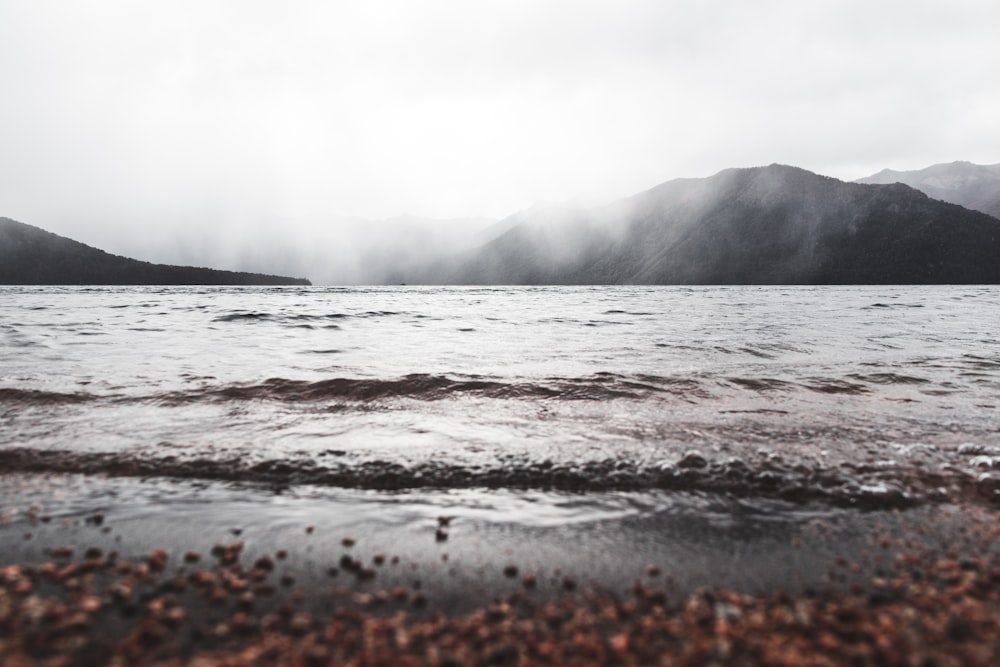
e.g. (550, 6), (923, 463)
(2, 0), (999, 263)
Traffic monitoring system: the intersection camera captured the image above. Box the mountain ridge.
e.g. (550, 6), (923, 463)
(0, 218), (312, 285)
(412, 164), (1000, 285)
(856, 160), (1000, 219)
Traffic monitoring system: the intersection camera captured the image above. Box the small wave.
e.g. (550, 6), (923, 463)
(866, 302), (925, 309)
(0, 388), (96, 405)
(960, 355), (1000, 370)
(212, 311), (402, 325)
(154, 374), (686, 405)
(212, 312), (272, 322)
(1, 446), (989, 510)
(727, 378), (794, 392)
(738, 346), (776, 359)
(847, 372), (930, 385)
(603, 310), (654, 316)
(802, 379), (869, 395)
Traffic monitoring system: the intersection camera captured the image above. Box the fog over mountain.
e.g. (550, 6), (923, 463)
(409, 165), (1000, 285)
(6, 162), (1000, 286)
(856, 161), (1000, 220)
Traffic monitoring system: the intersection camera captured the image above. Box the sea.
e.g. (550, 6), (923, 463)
(1, 285), (999, 599)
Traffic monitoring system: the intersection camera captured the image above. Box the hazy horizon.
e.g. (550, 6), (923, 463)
(3, 1), (999, 278)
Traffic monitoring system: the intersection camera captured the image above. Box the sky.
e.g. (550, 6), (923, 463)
(2, 0), (999, 271)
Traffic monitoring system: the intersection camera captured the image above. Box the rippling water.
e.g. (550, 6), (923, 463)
(2, 285), (999, 508)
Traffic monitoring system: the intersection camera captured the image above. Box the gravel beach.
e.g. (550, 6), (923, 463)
(2, 473), (998, 666)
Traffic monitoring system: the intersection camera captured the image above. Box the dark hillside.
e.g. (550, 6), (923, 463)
(419, 165), (1000, 285)
(856, 161), (1000, 220)
(0, 218), (311, 285)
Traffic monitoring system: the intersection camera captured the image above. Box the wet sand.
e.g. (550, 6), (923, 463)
(2, 473), (999, 665)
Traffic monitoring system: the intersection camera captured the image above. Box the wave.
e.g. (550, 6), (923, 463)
(0, 446), (993, 510)
(212, 310), (402, 324)
(0, 369), (964, 407)
(0, 388), (97, 405)
(158, 373), (699, 405)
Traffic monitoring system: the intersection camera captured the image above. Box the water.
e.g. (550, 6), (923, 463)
(2, 284), (1000, 612)
(1, 285), (999, 508)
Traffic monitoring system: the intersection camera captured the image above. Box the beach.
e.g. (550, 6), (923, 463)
(2, 472), (999, 665)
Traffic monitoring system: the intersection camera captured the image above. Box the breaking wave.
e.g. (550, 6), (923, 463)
(0, 371), (949, 407)
(0, 445), (996, 510)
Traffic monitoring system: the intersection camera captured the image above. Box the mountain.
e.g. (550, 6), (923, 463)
(413, 164), (1000, 285)
(856, 161), (1000, 219)
(0, 218), (311, 285)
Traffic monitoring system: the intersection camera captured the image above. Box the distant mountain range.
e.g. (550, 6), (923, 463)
(856, 161), (1000, 219)
(0, 218), (311, 285)
(412, 163), (1000, 285)
(4, 161), (999, 286)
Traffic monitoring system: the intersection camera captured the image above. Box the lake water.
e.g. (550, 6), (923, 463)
(2, 284), (1000, 609)
(2, 285), (998, 510)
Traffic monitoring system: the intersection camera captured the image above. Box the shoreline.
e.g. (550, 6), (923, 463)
(2, 472), (999, 664)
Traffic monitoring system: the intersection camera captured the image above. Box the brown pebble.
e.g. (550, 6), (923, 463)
(146, 549), (169, 571)
(50, 546), (74, 559)
(306, 646), (330, 666)
(289, 612), (312, 635)
(280, 574), (296, 587)
(275, 549), (288, 560)
(342, 536), (355, 547)
(305, 525), (314, 534)
(646, 564), (661, 577)
(84, 547), (103, 560)
(503, 565), (519, 578)
(227, 577), (249, 593)
(254, 556), (275, 571)
(373, 552), (386, 565)
(165, 606), (186, 627)
(436, 527), (449, 542)
(522, 575), (537, 589)
(437, 515), (452, 526)
(184, 551), (201, 563)
(79, 596), (101, 613)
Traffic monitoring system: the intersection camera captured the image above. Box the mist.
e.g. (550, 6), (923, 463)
(2, 0), (999, 281)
